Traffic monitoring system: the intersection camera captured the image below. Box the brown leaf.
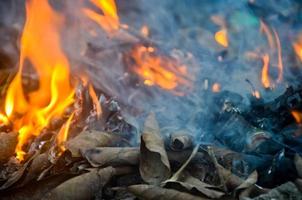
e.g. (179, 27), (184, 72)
(46, 166), (133, 200)
(169, 131), (193, 151)
(164, 173), (225, 199)
(66, 130), (124, 157)
(294, 154), (302, 178)
(22, 152), (51, 185)
(128, 184), (210, 200)
(84, 147), (139, 167)
(139, 113), (171, 185)
(234, 171), (258, 197)
(0, 132), (18, 163)
(217, 164), (244, 191)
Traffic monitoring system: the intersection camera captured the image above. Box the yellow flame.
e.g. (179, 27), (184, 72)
(88, 84), (102, 118)
(83, 0), (120, 33)
(57, 112), (75, 152)
(3, 0), (75, 161)
(215, 29), (228, 48)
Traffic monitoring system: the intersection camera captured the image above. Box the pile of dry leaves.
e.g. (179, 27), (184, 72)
(0, 112), (301, 200)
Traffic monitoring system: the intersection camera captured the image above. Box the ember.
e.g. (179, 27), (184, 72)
(0, 0), (302, 199)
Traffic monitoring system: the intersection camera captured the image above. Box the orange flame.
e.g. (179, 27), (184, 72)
(252, 90), (261, 99)
(293, 33), (302, 62)
(83, 0), (120, 33)
(2, 0), (75, 160)
(272, 29), (283, 83)
(261, 54), (271, 89)
(130, 45), (192, 94)
(214, 29), (228, 48)
(57, 112), (75, 152)
(291, 111), (302, 124)
(88, 84), (102, 118)
(140, 25), (149, 37)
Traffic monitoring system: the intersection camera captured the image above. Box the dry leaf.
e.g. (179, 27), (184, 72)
(83, 147), (139, 167)
(235, 171), (258, 198)
(294, 154), (302, 178)
(0, 132), (18, 163)
(66, 130), (124, 157)
(217, 164), (244, 191)
(139, 113), (171, 185)
(46, 166), (133, 200)
(22, 152), (51, 184)
(128, 184), (210, 200)
(164, 173), (225, 199)
(169, 131), (193, 151)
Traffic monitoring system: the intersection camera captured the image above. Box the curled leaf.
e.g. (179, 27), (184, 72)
(84, 147), (139, 167)
(294, 154), (302, 178)
(0, 132), (18, 163)
(140, 113), (171, 185)
(169, 131), (193, 151)
(66, 130), (124, 157)
(128, 184), (209, 200)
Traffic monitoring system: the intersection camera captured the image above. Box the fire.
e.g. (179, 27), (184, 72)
(214, 29), (228, 48)
(83, 0), (120, 33)
(293, 33), (302, 62)
(130, 45), (192, 94)
(261, 54), (271, 89)
(273, 29), (283, 83)
(252, 90), (261, 99)
(57, 112), (75, 152)
(1, 0), (75, 160)
(141, 25), (149, 37)
(291, 111), (302, 124)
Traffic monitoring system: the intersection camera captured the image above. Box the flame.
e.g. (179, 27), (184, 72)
(293, 34), (302, 62)
(1, 0), (75, 160)
(273, 29), (283, 83)
(83, 0), (120, 33)
(57, 112), (75, 152)
(260, 20), (275, 49)
(130, 45), (192, 94)
(252, 90), (261, 99)
(212, 83), (221, 92)
(0, 113), (9, 125)
(291, 111), (302, 124)
(261, 54), (271, 89)
(88, 84), (102, 118)
(214, 29), (228, 48)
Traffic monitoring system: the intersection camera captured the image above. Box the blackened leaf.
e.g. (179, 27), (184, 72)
(128, 184), (210, 200)
(139, 113), (171, 185)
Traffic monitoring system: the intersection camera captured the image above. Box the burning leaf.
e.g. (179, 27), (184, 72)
(139, 113), (171, 185)
(294, 154), (302, 178)
(129, 45), (192, 95)
(0, 132), (18, 163)
(66, 130), (125, 157)
(128, 184), (208, 200)
(292, 111), (302, 124)
(83, 147), (139, 167)
(2, 0), (75, 161)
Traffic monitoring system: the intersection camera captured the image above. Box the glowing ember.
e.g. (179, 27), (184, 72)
(252, 90), (261, 99)
(214, 29), (228, 48)
(212, 83), (221, 92)
(130, 45), (192, 94)
(291, 111), (302, 124)
(1, 0), (75, 160)
(261, 54), (271, 89)
(83, 0), (120, 33)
